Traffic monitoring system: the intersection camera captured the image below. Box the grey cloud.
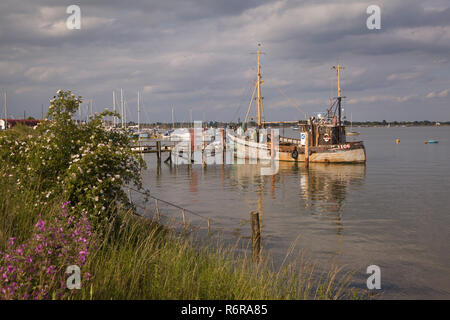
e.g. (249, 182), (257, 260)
(0, 0), (449, 122)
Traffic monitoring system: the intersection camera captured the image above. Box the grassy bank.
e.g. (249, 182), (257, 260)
(0, 185), (357, 300)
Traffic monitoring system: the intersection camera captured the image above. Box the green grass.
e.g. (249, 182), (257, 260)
(77, 209), (359, 300)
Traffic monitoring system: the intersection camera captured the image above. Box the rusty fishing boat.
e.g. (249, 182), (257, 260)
(228, 45), (366, 164)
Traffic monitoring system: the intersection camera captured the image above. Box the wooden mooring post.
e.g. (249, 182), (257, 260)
(250, 211), (261, 262)
(221, 128), (226, 164)
(156, 141), (162, 162)
(305, 131), (310, 168)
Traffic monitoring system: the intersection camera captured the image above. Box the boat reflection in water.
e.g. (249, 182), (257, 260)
(226, 161), (366, 247)
(147, 153), (366, 259)
(297, 163), (366, 244)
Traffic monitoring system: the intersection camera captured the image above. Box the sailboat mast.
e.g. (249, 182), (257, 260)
(124, 99), (127, 129)
(171, 106), (174, 129)
(137, 90), (140, 133)
(120, 88), (124, 128)
(256, 46), (263, 127)
(3, 91), (7, 129)
(112, 91), (116, 127)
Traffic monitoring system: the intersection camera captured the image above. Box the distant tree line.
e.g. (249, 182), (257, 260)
(344, 120), (449, 126)
(100, 119), (450, 128)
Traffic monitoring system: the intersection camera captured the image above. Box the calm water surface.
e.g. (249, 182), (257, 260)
(138, 126), (450, 299)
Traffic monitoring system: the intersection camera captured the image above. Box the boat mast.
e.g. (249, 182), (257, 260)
(124, 99), (127, 129)
(332, 64), (344, 128)
(120, 88), (124, 128)
(137, 90), (140, 133)
(256, 44), (264, 128)
(112, 91), (116, 127)
(171, 106), (174, 129)
(3, 90), (7, 129)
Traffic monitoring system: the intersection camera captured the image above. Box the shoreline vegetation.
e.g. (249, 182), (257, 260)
(0, 90), (363, 300)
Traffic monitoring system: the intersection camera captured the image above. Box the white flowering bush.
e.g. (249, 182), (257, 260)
(0, 90), (146, 226)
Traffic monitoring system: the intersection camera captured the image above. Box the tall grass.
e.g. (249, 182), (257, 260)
(0, 173), (49, 251)
(80, 209), (359, 300)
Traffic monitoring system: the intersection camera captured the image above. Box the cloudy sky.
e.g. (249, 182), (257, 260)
(0, 0), (449, 122)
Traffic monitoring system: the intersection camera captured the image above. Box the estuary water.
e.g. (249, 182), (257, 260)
(138, 126), (450, 299)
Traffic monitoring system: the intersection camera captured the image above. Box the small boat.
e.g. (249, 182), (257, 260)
(424, 140), (439, 144)
(346, 113), (360, 136)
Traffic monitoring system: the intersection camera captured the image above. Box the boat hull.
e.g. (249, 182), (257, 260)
(228, 133), (366, 164)
(279, 146), (366, 163)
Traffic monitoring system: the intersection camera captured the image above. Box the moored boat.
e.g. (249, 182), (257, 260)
(228, 45), (366, 164)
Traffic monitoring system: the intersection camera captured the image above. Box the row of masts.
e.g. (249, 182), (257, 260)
(110, 89), (143, 132)
(111, 89), (128, 129)
(111, 91), (196, 131)
(75, 89), (195, 131)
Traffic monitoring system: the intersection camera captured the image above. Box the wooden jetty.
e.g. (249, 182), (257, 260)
(131, 140), (175, 163)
